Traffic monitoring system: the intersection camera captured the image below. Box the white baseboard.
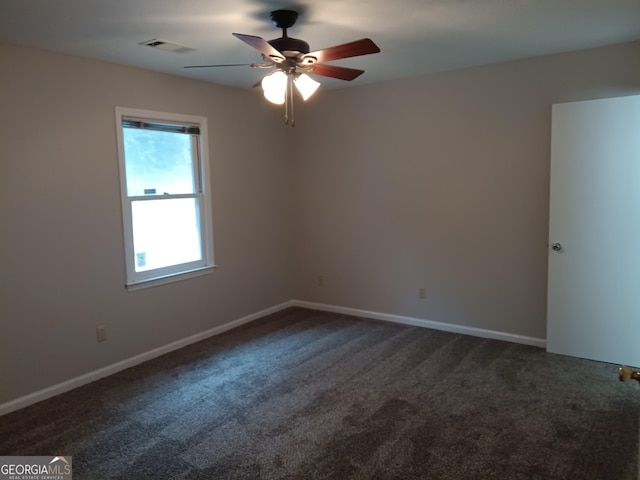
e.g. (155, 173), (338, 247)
(0, 301), (294, 417)
(291, 300), (547, 349)
(1, 299), (545, 417)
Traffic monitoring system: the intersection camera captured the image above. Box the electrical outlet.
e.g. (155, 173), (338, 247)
(419, 288), (427, 299)
(96, 326), (107, 343)
(317, 275), (324, 287)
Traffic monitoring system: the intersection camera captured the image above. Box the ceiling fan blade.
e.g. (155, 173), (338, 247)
(305, 38), (380, 64)
(232, 33), (285, 61)
(311, 64), (365, 81)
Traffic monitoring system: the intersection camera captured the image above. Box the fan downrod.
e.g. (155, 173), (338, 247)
(268, 9), (309, 55)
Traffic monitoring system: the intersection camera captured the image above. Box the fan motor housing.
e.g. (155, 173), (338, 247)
(268, 37), (310, 55)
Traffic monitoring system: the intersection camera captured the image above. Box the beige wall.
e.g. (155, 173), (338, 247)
(1, 40), (639, 407)
(0, 45), (293, 404)
(291, 41), (640, 339)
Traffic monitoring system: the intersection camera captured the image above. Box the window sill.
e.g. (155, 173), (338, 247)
(126, 265), (217, 292)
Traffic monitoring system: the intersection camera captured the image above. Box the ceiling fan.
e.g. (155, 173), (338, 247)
(185, 9), (381, 125)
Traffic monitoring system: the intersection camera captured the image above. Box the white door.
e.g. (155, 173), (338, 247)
(547, 95), (640, 366)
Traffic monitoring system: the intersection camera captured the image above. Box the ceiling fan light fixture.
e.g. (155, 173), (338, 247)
(262, 70), (287, 104)
(294, 74), (320, 101)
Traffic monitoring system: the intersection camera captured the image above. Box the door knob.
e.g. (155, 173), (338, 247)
(551, 242), (562, 252)
(619, 365), (640, 383)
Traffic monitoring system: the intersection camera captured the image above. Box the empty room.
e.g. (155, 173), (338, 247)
(1, 1), (640, 478)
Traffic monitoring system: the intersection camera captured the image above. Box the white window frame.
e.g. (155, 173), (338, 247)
(115, 106), (215, 290)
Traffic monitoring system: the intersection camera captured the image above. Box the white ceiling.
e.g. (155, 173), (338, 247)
(2, 0), (640, 91)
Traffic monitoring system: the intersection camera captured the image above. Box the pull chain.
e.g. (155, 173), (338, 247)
(284, 74), (295, 127)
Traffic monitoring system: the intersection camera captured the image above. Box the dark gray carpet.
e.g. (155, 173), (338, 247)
(1, 307), (638, 479)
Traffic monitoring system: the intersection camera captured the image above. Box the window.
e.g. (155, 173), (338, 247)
(115, 107), (215, 289)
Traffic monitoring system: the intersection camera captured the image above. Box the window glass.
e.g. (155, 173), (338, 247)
(131, 198), (202, 272)
(123, 128), (197, 196)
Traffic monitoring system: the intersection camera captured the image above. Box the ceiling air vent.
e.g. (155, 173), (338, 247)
(139, 39), (195, 53)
